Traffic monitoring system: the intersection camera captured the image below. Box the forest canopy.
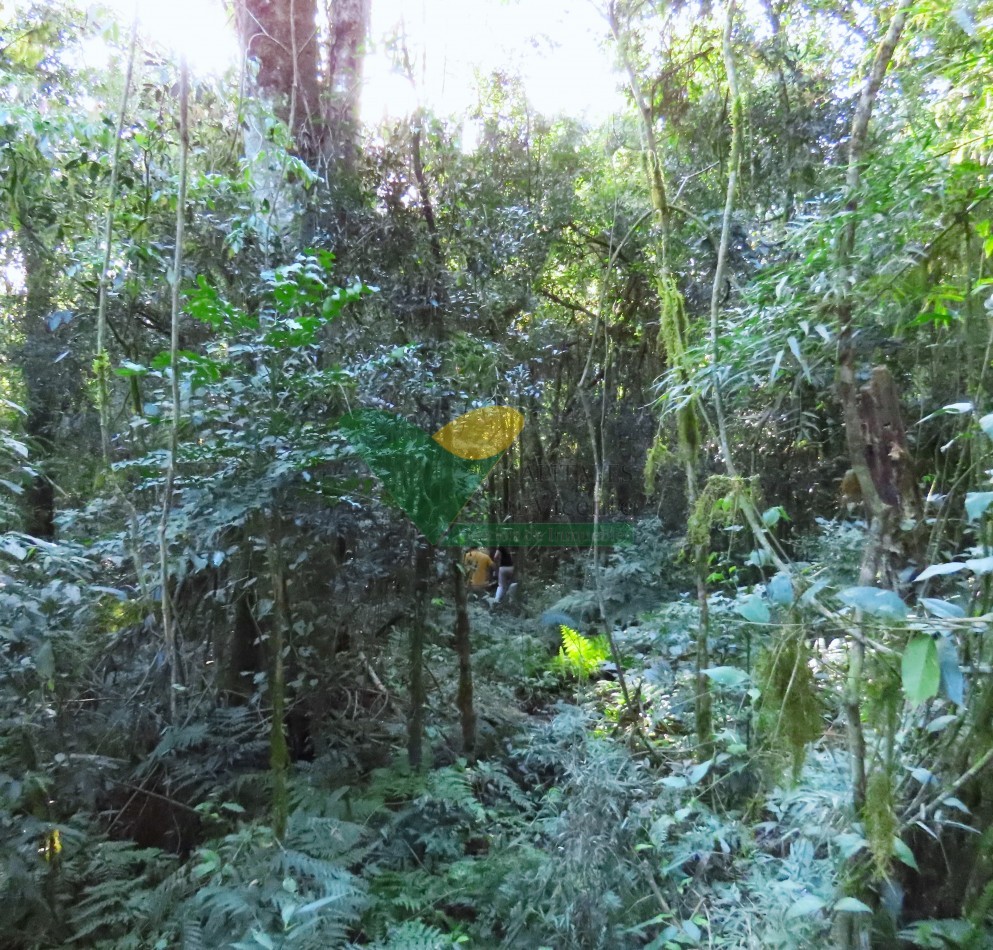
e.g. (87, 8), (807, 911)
(1, 0), (993, 947)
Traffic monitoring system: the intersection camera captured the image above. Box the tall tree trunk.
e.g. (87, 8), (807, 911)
(325, 0), (370, 174)
(834, 0), (913, 814)
(238, 0), (323, 164)
(19, 244), (56, 538)
(407, 536), (430, 770)
(266, 517), (292, 838)
(157, 58), (190, 723)
(452, 557), (476, 763)
(237, 0), (369, 175)
(830, 5), (912, 947)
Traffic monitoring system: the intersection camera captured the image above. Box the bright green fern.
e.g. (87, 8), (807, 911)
(550, 625), (610, 681)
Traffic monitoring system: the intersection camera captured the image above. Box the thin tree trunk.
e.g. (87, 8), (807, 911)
(407, 537), (430, 770)
(452, 557), (476, 763)
(157, 57), (190, 723)
(266, 518), (291, 838)
(610, 2), (711, 754)
(830, 6), (911, 946)
(95, 16), (138, 468)
(835, 0), (912, 816)
(17, 239), (57, 539)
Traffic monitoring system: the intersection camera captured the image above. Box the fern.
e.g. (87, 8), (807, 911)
(550, 625), (610, 681)
(66, 839), (176, 947)
(181, 914), (205, 950)
(135, 706), (268, 802)
(284, 813), (368, 862)
(376, 918), (458, 949)
(157, 813), (368, 950)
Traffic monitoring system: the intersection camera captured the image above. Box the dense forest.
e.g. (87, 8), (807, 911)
(1, 0), (993, 946)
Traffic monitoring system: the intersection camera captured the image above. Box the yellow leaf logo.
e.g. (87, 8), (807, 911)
(431, 406), (525, 460)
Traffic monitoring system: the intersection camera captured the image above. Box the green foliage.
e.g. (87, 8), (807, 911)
(370, 919), (464, 949)
(4, 0), (993, 943)
(755, 631), (823, 780)
(66, 840), (177, 948)
(686, 475), (754, 552)
(171, 815), (367, 949)
(656, 275), (701, 460)
(902, 634), (941, 704)
(550, 625), (610, 681)
(864, 770), (897, 878)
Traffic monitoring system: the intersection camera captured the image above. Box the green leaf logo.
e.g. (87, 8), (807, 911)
(341, 406), (524, 543)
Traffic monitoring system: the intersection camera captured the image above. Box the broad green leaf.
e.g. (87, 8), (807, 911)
(838, 586), (908, 619)
(91, 586), (126, 600)
(834, 897), (872, 914)
(936, 636), (964, 706)
(965, 492), (993, 522)
(701, 666), (749, 688)
(688, 759), (712, 784)
(801, 579), (829, 606)
(762, 506), (787, 527)
(892, 837), (919, 871)
(940, 797), (970, 814)
(787, 335), (812, 383)
(919, 597), (965, 619)
(769, 348), (784, 385)
(834, 832), (867, 859)
(925, 714), (958, 733)
(736, 593), (770, 624)
(2, 436), (28, 458)
(297, 894), (347, 916)
(35, 641), (55, 680)
(965, 556), (993, 574)
(915, 563), (967, 582)
(745, 548), (773, 567)
(902, 635), (940, 704)
(768, 572), (794, 606)
(114, 360), (148, 377)
(0, 537), (28, 560)
(786, 894), (825, 919)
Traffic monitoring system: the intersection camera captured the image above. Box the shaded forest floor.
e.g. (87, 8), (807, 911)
(0, 517), (963, 948)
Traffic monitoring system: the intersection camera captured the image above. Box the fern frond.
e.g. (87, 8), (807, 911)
(378, 918), (455, 948)
(550, 626), (610, 680)
(285, 813), (367, 862)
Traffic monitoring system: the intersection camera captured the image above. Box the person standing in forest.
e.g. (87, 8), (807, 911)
(492, 546), (515, 603)
(463, 547), (494, 591)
